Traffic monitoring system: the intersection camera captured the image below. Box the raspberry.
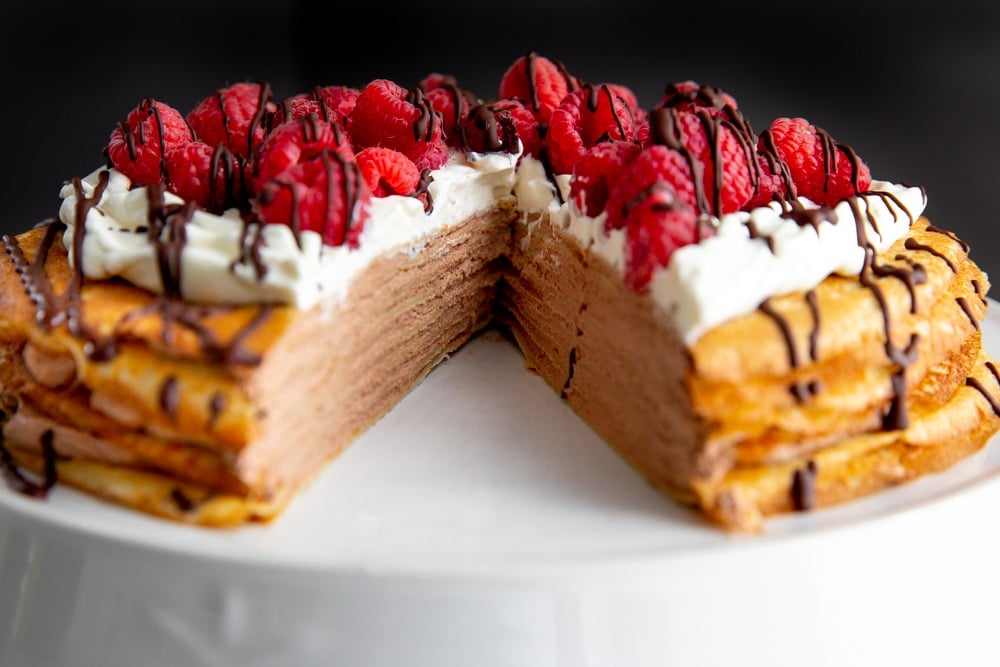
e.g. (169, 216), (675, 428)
(164, 141), (247, 212)
(253, 113), (353, 191)
(186, 82), (274, 160)
(418, 72), (460, 91)
(569, 140), (641, 217)
(545, 84), (638, 175)
(315, 85), (360, 125)
(347, 78), (449, 172)
(745, 150), (795, 209)
(644, 108), (754, 215)
(606, 83), (645, 126)
(271, 95), (325, 126)
(624, 193), (703, 292)
(657, 81), (739, 118)
(497, 52), (579, 124)
(255, 150), (371, 248)
(604, 144), (698, 231)
(355, 147), (420, 197)
(272, 85), (359, 129)
(763, 117), (872, 206)
(107, 98), (195, 186)
(459, 99), (543, 158)
(420, 76), (479, 148)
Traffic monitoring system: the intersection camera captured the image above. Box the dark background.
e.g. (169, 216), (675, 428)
(4, 0), (999, 282)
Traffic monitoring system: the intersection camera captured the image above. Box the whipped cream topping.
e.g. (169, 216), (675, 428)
(60, 151), (518, 309)
(61, 148), (926, 345)
(513, 156), (927, 344)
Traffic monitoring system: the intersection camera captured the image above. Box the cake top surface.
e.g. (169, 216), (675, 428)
(32, 51), (928, 344)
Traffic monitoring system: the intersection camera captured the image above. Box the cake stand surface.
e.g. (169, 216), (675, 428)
(3, 307), (1000, 667)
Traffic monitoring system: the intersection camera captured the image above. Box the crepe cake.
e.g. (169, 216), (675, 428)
(0, 53), (997, 532)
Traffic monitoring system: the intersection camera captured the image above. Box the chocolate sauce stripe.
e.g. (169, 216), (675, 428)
(966, 376), (1000, 417)
(847, 197), (923, 430)
(791, 459), (817, 511)
(967, 360), (1000, 417)
(758, 297), (819, 403)
(0, 428), (57, 499)
(6, 217), (271, 368)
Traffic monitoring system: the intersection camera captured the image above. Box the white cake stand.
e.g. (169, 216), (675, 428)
(3, 307), (1000, 667)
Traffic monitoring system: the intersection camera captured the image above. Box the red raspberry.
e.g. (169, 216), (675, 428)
(624, 194), (704, 292)
(355, 147), (420, 197)
(497, 52), (579, 124)
(569, 140), (642, 217)
(606, 83), (645, 126)
(604, 144), (698, 231)
(545, 84), (638, 175)
(418, 72), (460, 91)
(253, 113), (353, 191)
(107, 98), (195, 186)
(420, 76), (479, 148)
(186, 82), (274, 160)
(271, 95), (325, 126)
(255, 150), (371, 248)
(315, 85), (360, 125)
(164, 141), (247, 212)
(347, 78), (449, 172)
(745, 150), (795, 209)
(459, 99), (543, 158)
(272, 86), (359, 129)
(764, 117), (872, 206)
(644, 108), (754, 215)
(657, 81), (739, 118)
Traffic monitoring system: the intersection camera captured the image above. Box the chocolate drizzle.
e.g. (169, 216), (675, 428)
(170, 487), (196, 512)
(160, 376), (180, 419)
(560, 347), (577, 399)
(212, 143), (245, 211)
(904, 238), (956, 273)
(232, 208), (270, 280)
(3, 173), (113, 358)
(650, 88), (761, 217)
(757, 129), (796, 200)
(848, 197), (920, 430)
(759, 298), (818, 402)
(247, 82), (273, 161)
(956, 297), (980, 330)
(582, 83), (628, 143)
(926, 223), (970, 253)
(815, 126), (866, 195)
(257, 148), (365, 250)
(146, 184), (197, 299)
(518, 51), (580, 114)
(208, 392), (227, 428)
(805, 289), (821, 363)
(413, 168), (435, 213)
(117, 98), (194, 182)
(648, 108), (710, 214)
(6, 209), (271, 368)
(0, 428), (58, 499)
(539, 147), (565, 206)
(463, 103), (517, 153)
(966, 360), (1000, 417)
(753, 187), (930, 425)
(405, 86), (440, 143)
(791, 459), (817, 511)
(780, 201), (836, 232)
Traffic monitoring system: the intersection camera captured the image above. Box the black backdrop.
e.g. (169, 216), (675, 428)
(4, 0), (999, 281)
